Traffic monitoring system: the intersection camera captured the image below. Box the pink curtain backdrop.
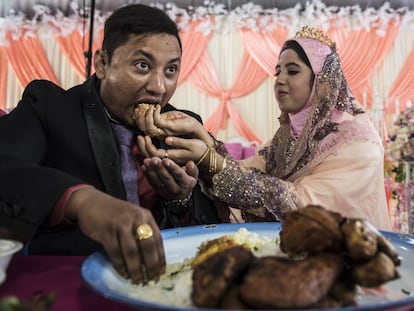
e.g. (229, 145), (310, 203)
(0, 16), (412, 142)
(178, 20), (213, 85)
(239, 26), (289, 75)
(0, 48), (8, 110)
(4, 32), (60, 88)
(328, 22), (399, 109)
(55, 29), (103, 79)
(387, 46), (414, 114)
(188, 50), (267, 143)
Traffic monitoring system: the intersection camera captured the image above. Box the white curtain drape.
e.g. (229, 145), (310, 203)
(4, 28), (412, 144)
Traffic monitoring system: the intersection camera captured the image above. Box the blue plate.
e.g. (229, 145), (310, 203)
(81, 222), (414, 311)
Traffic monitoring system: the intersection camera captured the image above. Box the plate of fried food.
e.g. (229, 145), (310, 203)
(81, 205), (414, 310)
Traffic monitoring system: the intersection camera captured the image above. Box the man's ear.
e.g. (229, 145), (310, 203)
(94, 49), (108, 78)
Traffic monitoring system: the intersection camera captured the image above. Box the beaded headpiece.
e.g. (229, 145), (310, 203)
(295, 26), (336, 50)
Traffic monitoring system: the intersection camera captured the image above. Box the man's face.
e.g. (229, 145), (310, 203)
(95, 33), (181, 128)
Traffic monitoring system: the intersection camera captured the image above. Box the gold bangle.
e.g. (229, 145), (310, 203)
(221, 155), (228, 171)
(196, 146), (211, 166)
(208, 147), (216, 175)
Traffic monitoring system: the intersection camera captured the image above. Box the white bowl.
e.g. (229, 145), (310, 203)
(0, 239), (23, 272)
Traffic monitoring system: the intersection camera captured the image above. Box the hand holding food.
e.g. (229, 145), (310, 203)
(134, 104), (213, 145)
(133, 103), (164, 138)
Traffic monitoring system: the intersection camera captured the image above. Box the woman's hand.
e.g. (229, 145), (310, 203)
(133, 104), (162, 138)
(133, 105), (213, 146)
(137, 135), (208, 166)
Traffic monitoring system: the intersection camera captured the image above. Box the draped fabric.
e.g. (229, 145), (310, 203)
(178, 20), (213, 85)
(4, 33), (59, 88)
(188, 50), (267, 143)
(55, 29), (103, 79)
(328, 22), (399, 109)
(0, 48), (7, 110)
(239, 26), (289, 76)
(387, 45), (414, 114)
(0, 8), (413, 144)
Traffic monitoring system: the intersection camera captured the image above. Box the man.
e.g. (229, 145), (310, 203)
(0, 4), (223, 284)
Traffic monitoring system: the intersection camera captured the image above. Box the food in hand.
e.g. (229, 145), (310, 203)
(135, 103), (164, 138)
(136, 103), (153, 113)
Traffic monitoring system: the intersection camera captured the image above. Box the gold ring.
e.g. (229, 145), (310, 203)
(135, 224), (153, 240)
(163, 149), (168, 159)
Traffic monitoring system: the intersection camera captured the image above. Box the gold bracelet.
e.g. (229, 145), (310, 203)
(196, 145), (212, 166)
(208, 147), (216, 175)
(221, 155), (228, 171)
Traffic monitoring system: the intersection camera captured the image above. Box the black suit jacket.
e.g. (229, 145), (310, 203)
(0, 76), (223, 255)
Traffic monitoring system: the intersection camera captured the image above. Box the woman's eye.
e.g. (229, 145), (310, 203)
(288, 70), (299, 75)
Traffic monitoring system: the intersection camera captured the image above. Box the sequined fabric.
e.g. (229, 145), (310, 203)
(212, 158), (299, 221)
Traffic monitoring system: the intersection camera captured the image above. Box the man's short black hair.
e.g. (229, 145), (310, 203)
(102, 4), (182, 63)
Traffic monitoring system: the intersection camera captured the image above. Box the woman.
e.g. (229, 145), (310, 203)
(136, 26), (391, 231)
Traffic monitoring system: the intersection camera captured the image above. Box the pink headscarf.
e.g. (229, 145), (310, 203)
(281, 38), (333, 139)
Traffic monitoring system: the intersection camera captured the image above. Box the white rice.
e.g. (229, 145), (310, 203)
(125, 228), (281, 308)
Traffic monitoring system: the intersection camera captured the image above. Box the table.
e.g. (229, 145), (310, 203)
(0, 255), (136, 310)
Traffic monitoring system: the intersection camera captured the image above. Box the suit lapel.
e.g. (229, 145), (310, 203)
(82, 77), (125, 199)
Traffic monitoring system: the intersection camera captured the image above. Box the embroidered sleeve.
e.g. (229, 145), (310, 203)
(211, 159), (300, 221)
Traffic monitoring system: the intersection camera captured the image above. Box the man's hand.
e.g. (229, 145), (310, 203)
(64, 187), (165, 284)
(141, 157), (198, 201)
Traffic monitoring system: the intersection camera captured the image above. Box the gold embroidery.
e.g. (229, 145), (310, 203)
(295, 26), (336, 49)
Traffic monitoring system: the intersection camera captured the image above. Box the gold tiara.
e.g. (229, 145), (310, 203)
(295, 26), (336, 49)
